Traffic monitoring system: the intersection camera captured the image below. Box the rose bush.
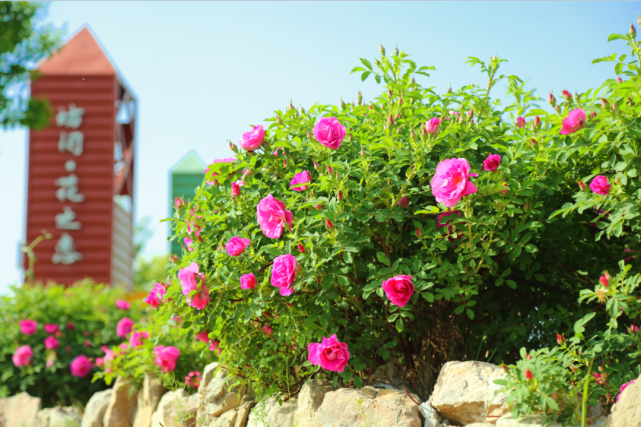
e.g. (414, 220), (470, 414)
(0, 281), (144, 407)
(160, 23), (639, 403)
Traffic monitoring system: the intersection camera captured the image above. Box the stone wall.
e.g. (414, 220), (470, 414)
(1, 362), (633, 427)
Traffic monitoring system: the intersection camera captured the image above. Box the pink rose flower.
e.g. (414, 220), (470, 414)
(313, 117), (346, 149)
(241, 273), (257, 290)
(129, 331), (149, 348)
(209, 339), (222, 355)
(84, 340), (91, 347)
(226, 236), (251, 256)
(185, 371), (202, 389)
(308, 334), (350, 372)
(430, 158), (478, 208)
(44, 324), (59, 334)
(196, 330), (210, 342)
(560, 108), (586, 135)
(397, 197), (409, 208)
(116, 317), (134, 338)
(67, 322), (74, 330)
(426, 117), (441, 135)
(271, 254), (299, 296)
(517, 116), (526, 128)
(239, 125), (265, 151)
(263, 325), (273, 335)
(231, 182), (241, 199)
(115, 299), (131, 310)
(483, 154), (501, 172)
(12, 345), (33, 367)
(153, 346), (180, 373)
(206, 158), (236, 184)
(44, 336), (59, 350)
(144, 282), (167, 308)
(290, 171), (312, 191)
(617, 379), (636, 402)
(178, 262), (210, 310)
(20, 319), (37, 335)
(69, 355), (92, 377)
(382, 275), (415, 307)
(257, 194), (293, 239)
(95, 358), (103, 367)
(589, 175), (610, 195)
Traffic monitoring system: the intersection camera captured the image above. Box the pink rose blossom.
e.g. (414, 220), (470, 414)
(263, 325), (273, 335)
(290, 171), (312, 191)
(600, 275), (609, 287)
(430, 158), (478, 208)
(153, 346), (180, 373)
(298, 244), (305, 253)
(116, 317), (134, 338)
(185, 371), (202, 389)
(426, 117), (441, 135)
(589, 175), (610, 195)
(382, 275), (415, 307)
(517, 116), (526, 128)
(483, 154), (501, 172)
(239, 125), (265, 151)
(44, 336), (59, 350)
(560, 109), (586, 135)
(257, 194), (293, 239)
(308, 334), (350, 372)
(196, 330), (210, 342)
(95, 358), (103, 367)
(206, 158), (236, 185)
(617, 379), (636, 402)
(241, 273), (257, 290)
(231, 182), (241, 199)
(209, 339), (222, 355)
(84, 340), (91, 348)
(129, 331), (149, 348)
(397, 197), (409, 208)
(271, 254), (299, 296)
(115, 299), (131, 310)
(313, 117), (346, 149)
(20, 319), (37, 335)
(226, 237), (251, 256)
(178, 262), (210, 310)
(44, 324), (59, 334)
(631, 325), (639, 334)
(12, 345), (33, 367)
(66, 322), (74, 330)
(69, 355), (92, 377)
(144, 282), (167, 308)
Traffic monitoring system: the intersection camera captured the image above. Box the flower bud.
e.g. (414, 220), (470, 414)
(638, 16), (641, 26)
(590, 111), (597, 119)
(502, 365), (509, 372)
(327, 165), (333, 175)
(467, 109), (474, 120)
(298, 243), (305, 253)
(601, 98), (609, 110)
(339, 191), (343, 201)
(562, 90), (572, 101)
(574, 92), (580, 103)
(628, 97), (635, 107)
(534, 116), (540, 127)
(548, 93), (556, 107)
(530, 138), (537, 147)
(174, 197), (184, 209)
(597, 288), (606, 303)
(631, 24), (637, 38)
(229, 141), (238, 153)
(411, 77), (415, 85)
(313, 160), (320, 171)
(276, 115), (283, 125)
(361, 146), (365, 157)
(397, 197), (409, 208)
(615, 177), (619, 184)
(299, 106), (305, 114)
(307, 131), (312, 139)
(357, 92), (362, 105)
(396, 113), (401, 120)
(447, 86), (452, 94)
(617, 76), (623, 83)
(326, 219), (334, 230)
(399, 98), (403, 106)
(555, 105), (561, 113)
(170, 255), (180, 264)
(525, 370), (533, 380)
(388, 114), (394, 126)
(289, 101), (295, 111)
(579, 181), (586, 190)
(340, 99), (346, 109)
(388, 88), (393, 98)
(380, 44), (386, 56)
(524, 201), (530, 212)
(416, 227), (421, 238)
(369, 104), (373, 110)
(410, 128), (416, 139)
(557, 334), (565, 345)
(283, 159), (287, 168)
(526, 354), (532, 360)
(394, 46), (399, 56)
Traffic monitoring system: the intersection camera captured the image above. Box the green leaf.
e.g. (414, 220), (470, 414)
(360, 58), (373, 70)
(361, 71), (371, 82)
(607, 33), (628, 42)
(422, 292), (434, 303)
(466, 309), (475, 320)
(395, 317), (404, 332)
(376, 251), (390, 266)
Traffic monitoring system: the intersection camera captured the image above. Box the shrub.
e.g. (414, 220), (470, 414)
(0, 281), (144, 407)
(160, 24), (639, 402)
(95, 311), (213, 392)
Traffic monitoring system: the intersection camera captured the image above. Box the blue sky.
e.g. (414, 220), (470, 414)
(0, 1), (636, 292)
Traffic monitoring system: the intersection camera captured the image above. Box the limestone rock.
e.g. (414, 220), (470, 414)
(466, 424), (496, 427)
(150, 390), (197, 427)
(246, 398), (297, 427)
(293, 380), (334, 427)
(82, 390), (113, 427)
(497, 413), (607, 427)
(133, 374), (167, 427)
(431, 361), (509, 425)
(606, 375), (641, 427)
(418, 398), (441, 427)
(197, 365), (246, 426)
(37, 406), (83, 427)
(103, 377), (139, 427)
(313, 387), (421, 427)
(0, 392), (41, 427)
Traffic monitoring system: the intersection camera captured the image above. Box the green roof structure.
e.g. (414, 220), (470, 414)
(169, 152), (206, 255)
